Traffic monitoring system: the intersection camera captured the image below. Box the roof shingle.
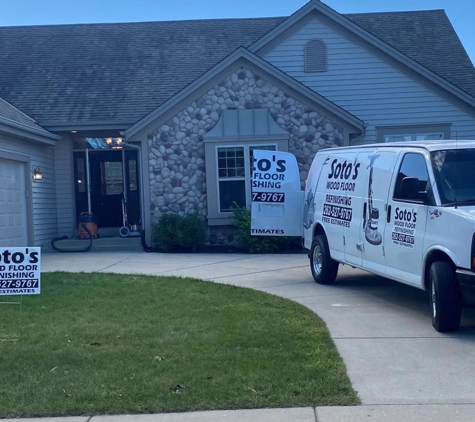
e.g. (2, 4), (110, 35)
(0, 96), (53, 136)
(0, 9), (473, 127)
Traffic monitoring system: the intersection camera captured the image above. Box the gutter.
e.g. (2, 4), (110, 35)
(0, 115), (60, 141)
(349, 123), (368, 145)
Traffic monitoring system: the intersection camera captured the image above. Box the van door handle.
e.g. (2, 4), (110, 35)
(363, 202), (367, 228)
(387, 205), (391, 223)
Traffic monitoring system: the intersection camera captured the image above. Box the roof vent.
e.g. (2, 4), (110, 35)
(305, 39), (327, 73)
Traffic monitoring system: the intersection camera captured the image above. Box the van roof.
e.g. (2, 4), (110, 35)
(329, 140), (475, 153)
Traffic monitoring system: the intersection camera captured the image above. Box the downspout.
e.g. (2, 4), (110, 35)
(121, 138), (153, 252)
(86, 147), (92, 212)
(349, 123), (368, 146)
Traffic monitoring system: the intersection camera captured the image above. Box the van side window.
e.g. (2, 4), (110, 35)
(393, 153), (429, 201)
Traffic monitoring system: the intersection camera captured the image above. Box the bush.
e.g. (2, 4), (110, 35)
(153, 213), (207, 252)
(231, 205), (301, 254)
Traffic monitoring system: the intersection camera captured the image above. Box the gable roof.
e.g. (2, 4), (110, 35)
(251, 1), (475, 107)
(0, 6), (473, 129)
(0, 97), (58, 140)
(345, 10), (475, 99)
(126, 47), (364, 138)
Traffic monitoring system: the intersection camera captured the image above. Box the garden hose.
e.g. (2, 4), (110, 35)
(51, 224), (94, 253)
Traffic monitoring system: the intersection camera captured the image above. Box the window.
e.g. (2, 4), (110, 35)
(378, 125), (450, 144)
(431, 149), (475, 205)
(101, 161), (123, 196)
(305, 39), (327, 73)
(129, 159), (137, 191)
(217, 145), (276, 213)
(393, 153), (430, 202)
(76, 157), (86, 193)
(385, 133), (444, 143)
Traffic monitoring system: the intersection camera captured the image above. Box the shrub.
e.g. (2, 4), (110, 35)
(231, 205), (301, 254)
(153, 213), (207, 252)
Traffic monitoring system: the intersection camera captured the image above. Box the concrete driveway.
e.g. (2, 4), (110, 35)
(43, 252), (475, 406)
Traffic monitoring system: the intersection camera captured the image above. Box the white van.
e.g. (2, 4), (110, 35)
(251, 141), (475, 332)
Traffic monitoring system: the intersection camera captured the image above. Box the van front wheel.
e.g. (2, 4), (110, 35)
(430, 261), (462, 332)
(310, 235), (339, 285)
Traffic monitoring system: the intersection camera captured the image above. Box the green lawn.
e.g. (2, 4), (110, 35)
(0, 272), (358, 418)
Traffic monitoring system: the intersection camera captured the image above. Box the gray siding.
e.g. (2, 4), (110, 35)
(264, 19), (475, 142)
(54, 134), (75, 237)
(0, 134), (57, 246)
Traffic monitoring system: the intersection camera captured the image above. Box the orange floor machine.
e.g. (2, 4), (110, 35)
(78, 212), (98, 239)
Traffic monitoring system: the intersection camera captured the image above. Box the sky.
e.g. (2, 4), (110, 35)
(0, 0), (474, 63)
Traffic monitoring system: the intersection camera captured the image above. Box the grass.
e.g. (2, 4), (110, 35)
(0, 272), (358, 418)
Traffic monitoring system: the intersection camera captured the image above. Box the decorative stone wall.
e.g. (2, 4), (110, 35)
(148, 66), (343, 244)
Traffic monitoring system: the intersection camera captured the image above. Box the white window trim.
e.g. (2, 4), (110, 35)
(377, 124), (451, 143)
(384, 132), (444, 143)
(215, 143), (278, 215)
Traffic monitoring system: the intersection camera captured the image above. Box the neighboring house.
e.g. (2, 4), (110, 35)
(1, 0), (475, 247)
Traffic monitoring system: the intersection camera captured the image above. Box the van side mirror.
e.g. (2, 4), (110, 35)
(400, 177), (429, 203)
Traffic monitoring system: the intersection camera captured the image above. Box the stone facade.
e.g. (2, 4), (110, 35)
(148, 67), (343, 244)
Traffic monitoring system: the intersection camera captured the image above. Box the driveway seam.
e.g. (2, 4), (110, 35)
(202, 265), (309, 280)
(313, 406), (319, 422)
(124, 256), (266, 275)
(247, 282), (316, 289)
(98, 255), (262, 274)
(124, 255), (263, 268)
(97, 255), (139, 272)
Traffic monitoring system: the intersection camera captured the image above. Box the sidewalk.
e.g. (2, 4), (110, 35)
(7, 405), (475, 422)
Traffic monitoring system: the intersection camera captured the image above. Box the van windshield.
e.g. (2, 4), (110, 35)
(431, 149), (475, 206)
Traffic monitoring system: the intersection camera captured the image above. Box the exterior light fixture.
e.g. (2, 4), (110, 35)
(71, 130), (78, 134)
(33, 168), (43, 181)
(106, 137), (113, 145)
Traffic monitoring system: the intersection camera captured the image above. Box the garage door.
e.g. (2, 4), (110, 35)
(0, 159), (28, 247)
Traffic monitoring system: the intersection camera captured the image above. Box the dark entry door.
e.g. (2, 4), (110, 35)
(89, 150), (124, 227)
(74, 150), (140, 228)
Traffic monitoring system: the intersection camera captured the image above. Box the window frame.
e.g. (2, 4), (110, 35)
(392, 152), (432, 205)
(384, 133), (444, 143)
(377, 124), (451, 144)
(215, 143), (278, 215)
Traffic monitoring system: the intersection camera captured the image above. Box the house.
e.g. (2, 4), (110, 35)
(0, 0), (475, 248)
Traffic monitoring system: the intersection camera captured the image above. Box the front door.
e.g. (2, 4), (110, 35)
(384, 152), (430, 286)
(74, 150), (140, 228)
(89, 150), (124, 227)
(359, 149), (399, 275)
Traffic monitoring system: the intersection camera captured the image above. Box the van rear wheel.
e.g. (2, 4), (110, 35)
(310, 235), (339, 285)
(430, 261), (462, 332)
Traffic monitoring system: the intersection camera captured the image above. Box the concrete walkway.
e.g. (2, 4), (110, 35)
(6, 405), (475, 422)
(36, 252), (475, 421)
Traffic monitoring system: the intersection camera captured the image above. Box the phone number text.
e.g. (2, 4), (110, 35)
(251, 192), (285, 203)
(391, 232), (415, 244)
(0, 279), (39, 290)
(323, 204), (352, 222)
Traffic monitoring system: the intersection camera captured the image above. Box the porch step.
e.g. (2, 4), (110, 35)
(47, 236), (144, 253)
